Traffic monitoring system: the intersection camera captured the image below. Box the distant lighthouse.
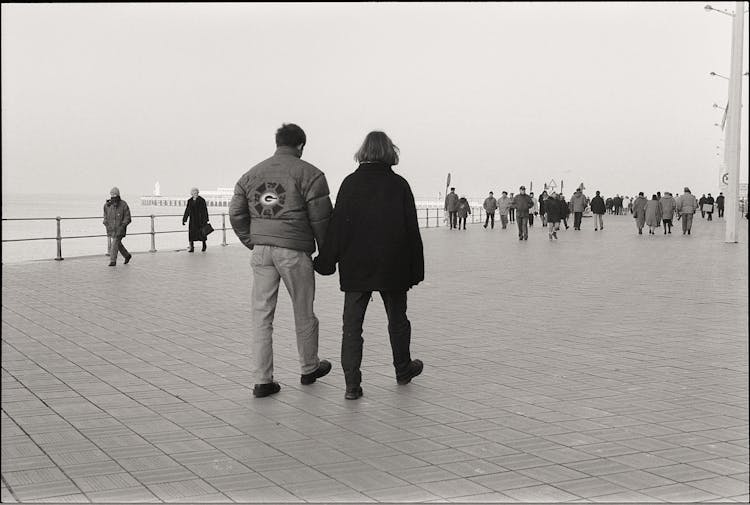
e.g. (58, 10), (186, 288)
(153, 182), (161, 196)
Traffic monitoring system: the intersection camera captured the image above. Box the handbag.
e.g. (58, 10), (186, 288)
(202, 223), (214, 236)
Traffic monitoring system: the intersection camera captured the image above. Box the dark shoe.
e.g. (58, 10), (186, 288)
(123, 255), (131, 264)
(108, 262), (116, 267)
(483, 224), (487, 228)
(638, 230), (642, 234)
(345, 386), (363, 400)
(188, 247), (194, 253)
(397, 359), (424, 385)
(300, 360), (332, 385)
(595, 228), (598, 231)
(201, 242), (207, 252)
(253, 382), (280, 398)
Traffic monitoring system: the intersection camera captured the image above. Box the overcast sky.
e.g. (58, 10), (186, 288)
(2, 2), (748, 201)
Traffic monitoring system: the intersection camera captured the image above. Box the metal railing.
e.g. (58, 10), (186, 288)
(2, 208), (488, 262)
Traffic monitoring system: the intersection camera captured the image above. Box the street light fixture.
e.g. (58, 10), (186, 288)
(704, 4), (734, 16)
(710, 71), (730, 80)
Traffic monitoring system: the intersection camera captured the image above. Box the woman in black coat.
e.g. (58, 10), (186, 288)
(182, 188), (209, 252)
(314, 131), (424, 400)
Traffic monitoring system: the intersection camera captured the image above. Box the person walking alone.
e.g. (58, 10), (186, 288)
(512, 185), (534, 240)
(570, 188), (587, 230)
(103, 187), (132, 266)
(676, 187), (698, 235)
(445, 187), (459, 230)
(483, 191), (497, 229)
(457, 196), (471, 230)
(632, 192), (648, 234)
(182, 187), (209, 252)
(716, 192), (725, 218)
(229, 123), (333, 398)
(314, 131), (424, 400)
(590, 190), (606, 231)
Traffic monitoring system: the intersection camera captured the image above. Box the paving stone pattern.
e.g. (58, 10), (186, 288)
(2, 215), (748, 502)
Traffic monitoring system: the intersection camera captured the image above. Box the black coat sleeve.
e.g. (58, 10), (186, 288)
(404, 184), (424, 287)
(313, 184), (345, 276)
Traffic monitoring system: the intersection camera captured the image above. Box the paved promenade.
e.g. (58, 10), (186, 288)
(2, 214), (748, 503)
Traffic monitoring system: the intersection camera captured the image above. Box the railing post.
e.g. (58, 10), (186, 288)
(221, 213), (227, 246)
(149, 215), (157, 252)
(425, 208), (429, 228)
(55, 217), (63, 261)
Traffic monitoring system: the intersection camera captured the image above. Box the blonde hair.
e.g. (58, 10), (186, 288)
(354, 131), (399, 166)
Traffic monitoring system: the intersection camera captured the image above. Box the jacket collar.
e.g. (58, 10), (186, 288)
(357, 161), (391, 171)
(275, 146), (302, 158)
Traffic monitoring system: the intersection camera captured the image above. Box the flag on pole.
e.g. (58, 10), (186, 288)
(446, 173), (451, 189)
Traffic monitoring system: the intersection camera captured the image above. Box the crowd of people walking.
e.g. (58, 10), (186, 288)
(445, 186), (728, 239)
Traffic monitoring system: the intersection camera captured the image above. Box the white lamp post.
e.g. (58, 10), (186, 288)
(706, 2), (745, 243)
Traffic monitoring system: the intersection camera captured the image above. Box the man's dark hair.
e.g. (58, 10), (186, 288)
(276, 123), (306, 148)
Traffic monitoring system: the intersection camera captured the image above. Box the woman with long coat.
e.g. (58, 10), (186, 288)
(314, 131), (424, 400)
(632, 192), (649, 234)
(182, 187), (209, 252)
(645, 194), (662, 235)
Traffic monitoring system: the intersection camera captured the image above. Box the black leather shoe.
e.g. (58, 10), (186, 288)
(108, 262), (116, 267)
(345, 386), (363, 400)
(124, 255), (131, 264)
(253, 382), (280, 398)
(300, 360), (332, 385)
(397, 359), (424, 385)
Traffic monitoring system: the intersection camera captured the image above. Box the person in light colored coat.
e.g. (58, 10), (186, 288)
(676, 187), (698, 235)
(570, 189), (587, 230)
(645, 195), (662, 235)
(444, 188), (459, 230)
(483, 191), (497, 229)
(632, 192), (648, 234)
(659, 192), (677, 234)
(496, 191), (511, 229)
(229, 123), (333, 398)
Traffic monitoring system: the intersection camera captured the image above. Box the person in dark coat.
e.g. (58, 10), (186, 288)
(559, 193), (570, 229)
(716, 192), (725, 217)
(539, 191), (548, 227)
(182, 188), (209, 252)
(705, 193), (715, 221)
(314, 131), (424, 400)
(699, 194), (707, 218)
(457, 196), (471, 230)
(590, 190), (606, 231)
(545, 192), (563, 240)
(103, 187), (132, 266)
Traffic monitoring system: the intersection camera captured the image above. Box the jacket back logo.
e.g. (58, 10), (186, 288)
(253, 182), (286, 217)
